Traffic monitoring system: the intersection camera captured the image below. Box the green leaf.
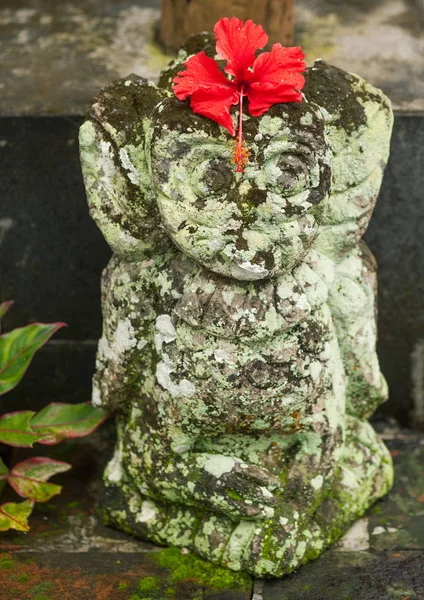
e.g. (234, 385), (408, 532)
(31, 402), (109, 445)
(0, 411), (39, 447)
(0, 500), (33, 532)
(0, 322), (66, 395)
(0, 457), (9, 498)
(8, 457), (71, 503)
(0, 301), (13, 320)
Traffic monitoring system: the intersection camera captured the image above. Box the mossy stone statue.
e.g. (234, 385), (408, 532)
(79, 31), (394, 577)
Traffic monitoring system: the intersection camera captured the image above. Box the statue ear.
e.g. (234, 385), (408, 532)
(79, 75), (171, 257)
(303, 60), (393, 192)
(158, 32), (216, 92)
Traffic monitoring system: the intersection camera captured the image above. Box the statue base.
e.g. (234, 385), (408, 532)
(99, 415), (393, 578)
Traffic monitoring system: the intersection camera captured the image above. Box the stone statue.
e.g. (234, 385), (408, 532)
(79, 32), (394, 577)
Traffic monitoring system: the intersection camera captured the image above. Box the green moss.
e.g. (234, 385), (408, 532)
(0, 556), (13, 569)
(138, 576), (159, 592)
(117, 582), (128, 590)
(16, 574), (31, 583)
(153, 547), (251, 590)
(30, 582), (54, 599)
(165, 587), (177, 597)
(226, 489), (243, 501)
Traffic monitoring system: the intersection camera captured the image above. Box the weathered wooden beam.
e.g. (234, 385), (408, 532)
(159, 0), (294, 52)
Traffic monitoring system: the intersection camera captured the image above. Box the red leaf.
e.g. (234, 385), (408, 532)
(0, 500), (33, 532)
(8, 457), (71, 503)
(0, 457), (8, 498)
(0, 411), (39, 447)
(0, 301), (13, 320)
(0, 322), (66, 396)
(31, 402), (110, 445)
(214, 17), (268, 80)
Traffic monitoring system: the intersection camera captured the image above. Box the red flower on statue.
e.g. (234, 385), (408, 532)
(173, 17), (306, 172)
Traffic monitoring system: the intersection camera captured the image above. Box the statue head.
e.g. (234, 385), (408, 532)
(149, 97), (331, 280)
(80, 38), (392, 272)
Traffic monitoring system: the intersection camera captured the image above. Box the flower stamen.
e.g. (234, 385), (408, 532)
(232, 86), (249, 172)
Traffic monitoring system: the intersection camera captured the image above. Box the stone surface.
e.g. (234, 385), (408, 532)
(0, 0), (173, 117)
(262, 551), (424, 599)
(366, 116), (424, 426)
(297, 0), (424, 114)
(0, 0), (422, 115)
(78, 35), (396, 576)
(0, 426), (422, 599)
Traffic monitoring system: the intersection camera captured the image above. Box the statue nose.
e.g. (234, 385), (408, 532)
(233, 187), (268, 222)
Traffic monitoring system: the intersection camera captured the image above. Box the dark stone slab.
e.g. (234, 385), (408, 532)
(0, 341), (97, 415)
(0, 117), (111, 340)
(368, 433), (424, 551)
(366, 116), (424, 426)
(262, 551), (424, 600)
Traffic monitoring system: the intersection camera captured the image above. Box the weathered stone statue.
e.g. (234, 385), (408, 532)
(79, 30), (393, 577)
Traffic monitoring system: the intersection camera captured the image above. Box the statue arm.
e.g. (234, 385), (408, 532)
(328, 242), (388, 418)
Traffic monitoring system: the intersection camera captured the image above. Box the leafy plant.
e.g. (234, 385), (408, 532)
(0, 301), (109, 532)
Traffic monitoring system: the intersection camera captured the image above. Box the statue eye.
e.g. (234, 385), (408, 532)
(271, 154), (310, 195)
(192, 159), (233, 196)
(204, 160), (233, 191)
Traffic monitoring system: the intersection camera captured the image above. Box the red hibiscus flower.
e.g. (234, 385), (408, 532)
(173, 17), (306, 172)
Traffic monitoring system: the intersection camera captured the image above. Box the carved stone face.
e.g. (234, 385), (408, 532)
(149, 98), (331, 280)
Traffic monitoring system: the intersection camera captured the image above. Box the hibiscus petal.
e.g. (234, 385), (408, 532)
(248, 44), (306, 86)
(214, 17), (268, 81)
(247, 78), (305, 117)
(189, 87), (239, 135)
(173, 51), (234, 100)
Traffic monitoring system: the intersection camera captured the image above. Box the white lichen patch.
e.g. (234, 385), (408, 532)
(154, 314), (177, 351)
(201, 455), (236, 479)
(136, 500), (157, 523)
(156, 353), (196, 398)
(311, 474), (324, 490)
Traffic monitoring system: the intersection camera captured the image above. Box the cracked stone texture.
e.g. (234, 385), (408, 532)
(0, 0), (423, 116)
(78, 32), (396, 577)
